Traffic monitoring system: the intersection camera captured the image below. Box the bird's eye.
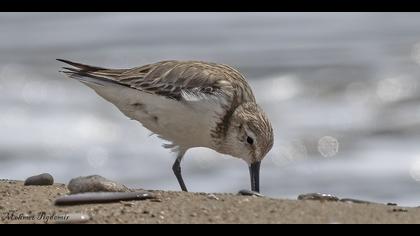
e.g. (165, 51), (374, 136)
(246, 136), (254, 145)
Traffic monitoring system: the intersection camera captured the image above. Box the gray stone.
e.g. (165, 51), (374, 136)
(297, 193), (339, 202)
(24, 173), (54, 186)
(391, 208), (408, 213)
(67, 175), (129, 194)
(237, 189), (264, 197)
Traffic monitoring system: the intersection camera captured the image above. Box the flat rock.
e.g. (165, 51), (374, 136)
(237, 189), (264, 197)
(67, 175), (129, 194)
(54, 191), (156, 206)
(24, 173), (54, 186)
(298, 193), (339, 202)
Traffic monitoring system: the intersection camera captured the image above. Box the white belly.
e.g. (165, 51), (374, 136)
(85, 82), (226, 149)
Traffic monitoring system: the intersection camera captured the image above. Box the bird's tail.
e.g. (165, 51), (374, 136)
(57, 59), (127, 87)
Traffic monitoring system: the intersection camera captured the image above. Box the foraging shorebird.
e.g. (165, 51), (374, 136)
(58, 59), (273, 193)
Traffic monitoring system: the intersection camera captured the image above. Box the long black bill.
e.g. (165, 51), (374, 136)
(249, 161), (261, 193)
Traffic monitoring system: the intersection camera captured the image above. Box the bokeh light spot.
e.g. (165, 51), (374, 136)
(318, 136), (339, 158)
(376, 76), (416, 103)
(253, 74), (302, 103)
(409, 158), (420, 182)
(87, 147), (109, 169)
(75, 115), (120, 143)
(411, 42), (420, 65)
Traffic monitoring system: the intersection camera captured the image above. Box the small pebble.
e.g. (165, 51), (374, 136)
(237, 189), (264, 197)
(392, 208), (408, 213)
(55, 213), (91, 224)
(207, 194), (220, 200)
(150, 199), (162, 203)
(24, 173), (54, 186)
(67, 175), (129, 194)
(121, 201), (135, 207)
(241, 198), (250, 203)
(297, 193), (339, 202)
(339, 198), (372, 204)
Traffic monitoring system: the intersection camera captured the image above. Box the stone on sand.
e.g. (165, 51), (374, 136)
(24, 173), (54, 186)
(298, 193), (339, 202)
(67, 175), (129, 194)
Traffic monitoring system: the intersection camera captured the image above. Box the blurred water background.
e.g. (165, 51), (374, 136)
(1, 12), (420, 206)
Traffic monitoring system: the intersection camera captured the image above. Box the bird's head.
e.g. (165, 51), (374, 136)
(220, 102), (274, 193)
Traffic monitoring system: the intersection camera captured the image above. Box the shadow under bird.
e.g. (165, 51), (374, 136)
(58, 59), (274, 193)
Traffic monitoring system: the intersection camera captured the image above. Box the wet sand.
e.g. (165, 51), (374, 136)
(0, 180), (419, 224)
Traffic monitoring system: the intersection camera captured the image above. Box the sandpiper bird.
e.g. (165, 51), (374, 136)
(58, 59), (274, 193)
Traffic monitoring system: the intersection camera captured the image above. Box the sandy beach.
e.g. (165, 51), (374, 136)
(0, 180), (419, 224)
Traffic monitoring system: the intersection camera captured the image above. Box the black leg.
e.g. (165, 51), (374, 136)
(172, 154), (188, 192)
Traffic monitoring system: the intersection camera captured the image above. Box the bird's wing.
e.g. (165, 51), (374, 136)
(58, 59), (256, 103)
